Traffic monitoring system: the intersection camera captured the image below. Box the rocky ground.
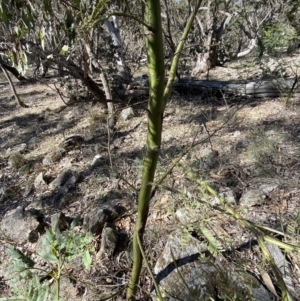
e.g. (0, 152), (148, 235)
(0, 55), (300, 300)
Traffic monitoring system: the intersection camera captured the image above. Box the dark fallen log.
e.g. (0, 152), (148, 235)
(173, 77), (300, 98)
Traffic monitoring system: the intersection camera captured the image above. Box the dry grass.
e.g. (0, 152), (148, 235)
(1, 56), (300, 299)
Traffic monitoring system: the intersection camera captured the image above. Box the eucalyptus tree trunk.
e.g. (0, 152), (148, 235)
(191, 2), (233, 76)
(126, 0), (202, 299)
(104, 16), (131, 83)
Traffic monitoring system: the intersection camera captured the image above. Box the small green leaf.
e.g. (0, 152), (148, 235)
(60, 45), (69, 55)
(82, 250), (92, 271)
(38, 250), (58, 262)
(70, 215), (81, 229)
(7, 247), (35, 268)
(200, 226), (222, 256)
(45, 228), (56, 243)
(0, 10), (9, 26)
(14, 26), (20, 35)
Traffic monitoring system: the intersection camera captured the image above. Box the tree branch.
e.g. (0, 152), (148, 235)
(0, 65), (28, 108)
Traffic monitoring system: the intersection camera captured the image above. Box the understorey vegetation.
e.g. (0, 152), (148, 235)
(0, 0), (300, 300)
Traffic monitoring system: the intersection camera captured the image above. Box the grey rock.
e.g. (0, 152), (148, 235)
(34, 172), (47, 189)
(267, 243), (296, 299)
(51, 189), (73, 209)
(153, 229), (215, 301)
(7, 153), (26, 169)
(239, 189), (266, 207)
(83, 209), (108, 235)
(204, 157), (218, 169)
(97, 190), (123, 202)
(27, 136), (37, 146)
(97, 225), (118, 260)
(64, 175), (77, 189)
(201, 147), (219, 159)
(29, 187), (74, 210)
(51, 212), (71, 232)
(152, 229), (274, 301)
(49, 169), (77, 190)
(259, 183), (279, 195)
(211, 187), (236, 206)
(6, 143), (27, 156)
(23, 183), (33, 197)
(197, 147), (219, 169)
(120, 107), (135, 120)
(83, 204), (123, 235)
(91, 154), (104, 169)
(176, 208), (201, 225)
(42, 147), (66, 165)
(0, 207), (45, 243)
(233, 130), (241, 137)
(59, 135), (84, 151)
(135, 74), (149, 87)
(58, 277), (86, 301)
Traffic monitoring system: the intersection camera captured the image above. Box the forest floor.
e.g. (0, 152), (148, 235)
(1, 53), (300, 300)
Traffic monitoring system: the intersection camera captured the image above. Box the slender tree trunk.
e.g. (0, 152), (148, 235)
(126, 0), (165, 299)
(191, 6), (233, 76)
(104, 16), (131, 83)
(100, 72), (116, 129)
(126, 1), (202, 299)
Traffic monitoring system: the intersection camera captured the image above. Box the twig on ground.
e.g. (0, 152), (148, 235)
(136, 228), (164, 301)
(107, 118), (113, 169)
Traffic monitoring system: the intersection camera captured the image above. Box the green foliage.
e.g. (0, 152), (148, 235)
(38, 227), (94, 267)
(7, 247), (35, 268)
(198, 225), (223, 256)
(37, 27), (46, 50)
(3, 248), (49, 301)
(0, 0), (36, 29)
(82, 250), (92, 272)
(260, 22), (297, 57)
(0, 275), (50, 301)
(83, 0), (110, 30)
(177, 162), (298, 301)
(4, 226), (94, 301)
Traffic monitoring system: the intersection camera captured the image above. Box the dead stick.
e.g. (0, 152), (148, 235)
(0, 66), (29, 108)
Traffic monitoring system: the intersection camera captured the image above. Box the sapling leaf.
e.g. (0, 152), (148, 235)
(200, 226), (222, 256)
(38, 250), (58, 263)
(7, 247), (35, 268)
(70, 215), (81, 229)
(45, 229), (55, 243)
(82, 250), (92, 271)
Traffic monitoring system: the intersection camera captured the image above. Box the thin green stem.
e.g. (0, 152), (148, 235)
(177, 163), (297, 301)
(136, 229), (164, 301)
(127, 2), (205, 300)
(162, 0), (203, 109)
(126, 0), (165, 299)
